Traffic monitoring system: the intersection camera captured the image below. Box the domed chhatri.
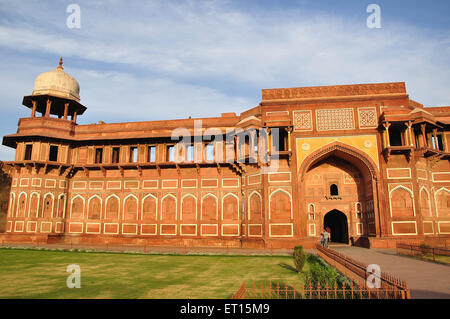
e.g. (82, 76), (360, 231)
(32, 57), (80, 103)
(22, 57), (86, 121)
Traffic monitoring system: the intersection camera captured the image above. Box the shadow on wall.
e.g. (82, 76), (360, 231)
(350, 236), (371, 248)
(0, 163), (11, 232)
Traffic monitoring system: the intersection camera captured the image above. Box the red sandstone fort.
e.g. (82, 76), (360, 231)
(1, 58), (449, 249)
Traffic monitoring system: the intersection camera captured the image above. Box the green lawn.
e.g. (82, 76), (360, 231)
(0, 248), (324, 299)
(411, 253), (450, 265)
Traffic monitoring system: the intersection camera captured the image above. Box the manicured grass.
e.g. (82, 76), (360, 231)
(0, 248), (321, 299)
(400, 252), (450, 266)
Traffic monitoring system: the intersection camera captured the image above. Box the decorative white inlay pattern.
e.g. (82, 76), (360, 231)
(358, 107), (378, 128)
(293, 110), (313, 131)
(316, 108), (354, 131)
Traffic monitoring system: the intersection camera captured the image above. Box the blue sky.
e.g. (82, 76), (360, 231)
(0, 0), (449, 160)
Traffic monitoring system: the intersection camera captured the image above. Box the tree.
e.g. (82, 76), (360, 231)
(293, 246), (307, 273)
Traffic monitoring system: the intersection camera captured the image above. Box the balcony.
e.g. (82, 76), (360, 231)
(382, 145), (414, 162)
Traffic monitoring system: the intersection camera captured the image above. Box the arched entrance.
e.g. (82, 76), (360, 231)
(324, 209), (348, 244)
(299, 142), (382, 241)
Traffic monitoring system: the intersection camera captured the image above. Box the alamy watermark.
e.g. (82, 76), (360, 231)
(170, 120), (281, 174)
(66, 264), (81, 288)
(366, 264), (381, 288)
(366, 4), (381, 29)
(66, 4), (81, 29)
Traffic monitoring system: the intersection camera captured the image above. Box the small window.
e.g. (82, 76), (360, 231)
(186, 144), (194, 162)
(205, 144), (214, 161)
(437, 135), (444, 151)
(49, 145), (58, 162)
(308, 204), (315, 220)
(24, 144), (33, 161)
(166, 145), (174, 162)
(356, 203), (362, 219)
(388, 126), (403, 146)
(176, 144), (183, 162)
(129, 147), (138, 163)
(273, 128), (287, 152)
(112, 147), (120, 163)
(95, 148), (103, 164)
(147, 146), (156, 162)
(330, 184), (339, 196)
(253, 134), (258, 155)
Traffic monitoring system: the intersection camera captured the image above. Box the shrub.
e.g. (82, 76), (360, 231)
(305, 255), (350, 286)
(293, 246), (307, 273)
(419, 243), (432, 256)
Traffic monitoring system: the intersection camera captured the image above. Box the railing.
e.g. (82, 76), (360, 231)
(231, 282), (247, 299)
(397, 242), (450, 262)
(231, 281), (408, 299)
(315, 244), (410, 298)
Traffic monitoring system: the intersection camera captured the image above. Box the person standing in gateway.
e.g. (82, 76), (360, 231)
(320, 232), (325, 246)
(323, 229), (330, 247)
(326, 226), (331, 243)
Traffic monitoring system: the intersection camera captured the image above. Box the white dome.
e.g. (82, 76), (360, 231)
(32, 58), (80, 102)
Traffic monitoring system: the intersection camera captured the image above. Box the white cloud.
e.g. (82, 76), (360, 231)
(0, 1), (448, 98)
(73, 68), (251, 123)
(0, 0), (449, 161)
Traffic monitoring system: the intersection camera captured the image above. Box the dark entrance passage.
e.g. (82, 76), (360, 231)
(323, 209), (349, 244)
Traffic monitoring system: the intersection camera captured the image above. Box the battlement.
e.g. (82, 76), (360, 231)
(261, 82), (406, 101)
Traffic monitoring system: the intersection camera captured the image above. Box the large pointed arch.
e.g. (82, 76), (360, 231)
(299, 141), (379, 182)
(299, 141), (383, 237)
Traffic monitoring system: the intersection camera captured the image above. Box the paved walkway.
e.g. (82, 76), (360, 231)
(331, 245), (450, 299)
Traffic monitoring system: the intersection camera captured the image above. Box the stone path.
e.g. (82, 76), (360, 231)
(331, 245), (450, 299)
